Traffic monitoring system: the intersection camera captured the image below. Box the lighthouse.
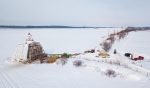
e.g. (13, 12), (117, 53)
(11, 33), (47, 63)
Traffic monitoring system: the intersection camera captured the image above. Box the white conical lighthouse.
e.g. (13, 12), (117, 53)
(11, 33), (47, 63)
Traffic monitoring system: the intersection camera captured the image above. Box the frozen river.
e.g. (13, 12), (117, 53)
(0, 28), (150, 88)
(0, 28), (118, 63)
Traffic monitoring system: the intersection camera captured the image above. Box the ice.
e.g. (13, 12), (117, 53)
(0, 28), (150, 88)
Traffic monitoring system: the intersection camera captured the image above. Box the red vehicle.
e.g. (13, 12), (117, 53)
(132, 56), (144, 61)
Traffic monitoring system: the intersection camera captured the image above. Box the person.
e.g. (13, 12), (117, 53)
(25, 33), (34, 44)
(27, 33), (34, 41)
(114, 49), (117, 54)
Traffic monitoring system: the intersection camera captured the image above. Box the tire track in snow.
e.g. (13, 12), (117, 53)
(0, 69), (20, 88)
(0, 71), (13, 88)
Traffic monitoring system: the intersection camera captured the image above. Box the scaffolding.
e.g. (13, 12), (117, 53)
(11, 33), (47, 63)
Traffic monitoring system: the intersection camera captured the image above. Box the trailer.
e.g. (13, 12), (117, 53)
(132, 56), (144, 61)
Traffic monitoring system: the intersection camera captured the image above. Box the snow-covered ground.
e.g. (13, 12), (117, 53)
(0, 28), (150, 88)
(111, 30), (150, 56)
(111, 30), (150, 70)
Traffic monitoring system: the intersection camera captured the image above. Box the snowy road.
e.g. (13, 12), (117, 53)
(0, 67), (19, 88)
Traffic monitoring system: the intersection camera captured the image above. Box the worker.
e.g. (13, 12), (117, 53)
(114, 49), (117, 54)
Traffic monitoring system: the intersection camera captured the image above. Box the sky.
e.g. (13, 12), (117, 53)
(0, 0), (150, 27)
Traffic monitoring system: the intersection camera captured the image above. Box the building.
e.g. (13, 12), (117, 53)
(11, 33), (47, 63)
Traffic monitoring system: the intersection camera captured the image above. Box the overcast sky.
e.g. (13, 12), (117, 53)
(0, 0), (150, 26)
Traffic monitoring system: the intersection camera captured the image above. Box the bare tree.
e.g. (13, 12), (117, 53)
(102, 41), (112, 52)
(105, 69), (117, 77)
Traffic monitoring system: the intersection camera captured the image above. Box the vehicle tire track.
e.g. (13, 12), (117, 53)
(0, 69), (20, 88)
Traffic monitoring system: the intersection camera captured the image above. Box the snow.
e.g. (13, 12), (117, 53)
(111, 30), (150, 70)
(0, 28), (150, 88)
(111, 31), (150, 55)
